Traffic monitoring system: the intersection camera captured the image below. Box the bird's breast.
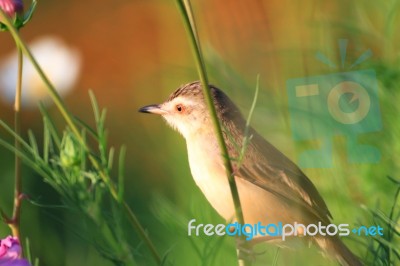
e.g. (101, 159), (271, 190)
(185, 134), (299, 226)
(186, 135), (236, 220)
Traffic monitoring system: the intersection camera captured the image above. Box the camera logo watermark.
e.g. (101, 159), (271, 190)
(188, 219), (384, 241)
(286, 39), (382, 168)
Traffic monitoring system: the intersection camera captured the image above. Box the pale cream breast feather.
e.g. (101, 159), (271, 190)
(186, 133), (236, 220)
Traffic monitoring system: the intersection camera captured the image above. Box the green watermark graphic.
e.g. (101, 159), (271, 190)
(287, 40), (382, 168)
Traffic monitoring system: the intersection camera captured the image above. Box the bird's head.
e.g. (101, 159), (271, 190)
(139, 81), (242, 139)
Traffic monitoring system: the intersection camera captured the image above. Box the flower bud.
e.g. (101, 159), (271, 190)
(60, 132), (81, 168)
(0, 0), (36, 31)
(0, 0), (23, 18)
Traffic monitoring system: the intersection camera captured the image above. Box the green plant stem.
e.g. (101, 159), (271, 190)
(10, 45), (23, 242)
(175, 1), (249, 265)
(123, 202), (160, 264)
(0, 9), (161, 265)
(176, 0), (244, 226)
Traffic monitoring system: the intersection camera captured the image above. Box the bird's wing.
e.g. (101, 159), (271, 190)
(235, 131), (332, 224)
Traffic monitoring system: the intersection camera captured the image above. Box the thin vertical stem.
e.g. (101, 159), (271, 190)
(175, 1), (250, 265)
(176, 0), (245, 226)
(11, 45), (23, 242)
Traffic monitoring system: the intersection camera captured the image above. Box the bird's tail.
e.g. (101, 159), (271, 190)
(315, 236), (363, 266)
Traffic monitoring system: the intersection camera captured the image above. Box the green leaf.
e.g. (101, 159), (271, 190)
(118, 146), (126, 203)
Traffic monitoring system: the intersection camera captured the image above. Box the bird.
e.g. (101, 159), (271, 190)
(139, 81), (362, 266)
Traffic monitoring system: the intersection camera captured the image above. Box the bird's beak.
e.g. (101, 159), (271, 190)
(138, 104), (168, 115)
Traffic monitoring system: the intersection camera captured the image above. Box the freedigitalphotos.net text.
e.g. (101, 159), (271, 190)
(187, 219), (383, 241)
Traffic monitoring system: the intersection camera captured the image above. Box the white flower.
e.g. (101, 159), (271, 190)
(0, 36), (81, 108)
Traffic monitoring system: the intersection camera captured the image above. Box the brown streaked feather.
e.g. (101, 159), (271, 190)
(209, 85), (332, 224)
(168, 81), (203, 101)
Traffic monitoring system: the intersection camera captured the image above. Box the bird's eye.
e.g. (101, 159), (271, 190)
(176, 104), (184, 112)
